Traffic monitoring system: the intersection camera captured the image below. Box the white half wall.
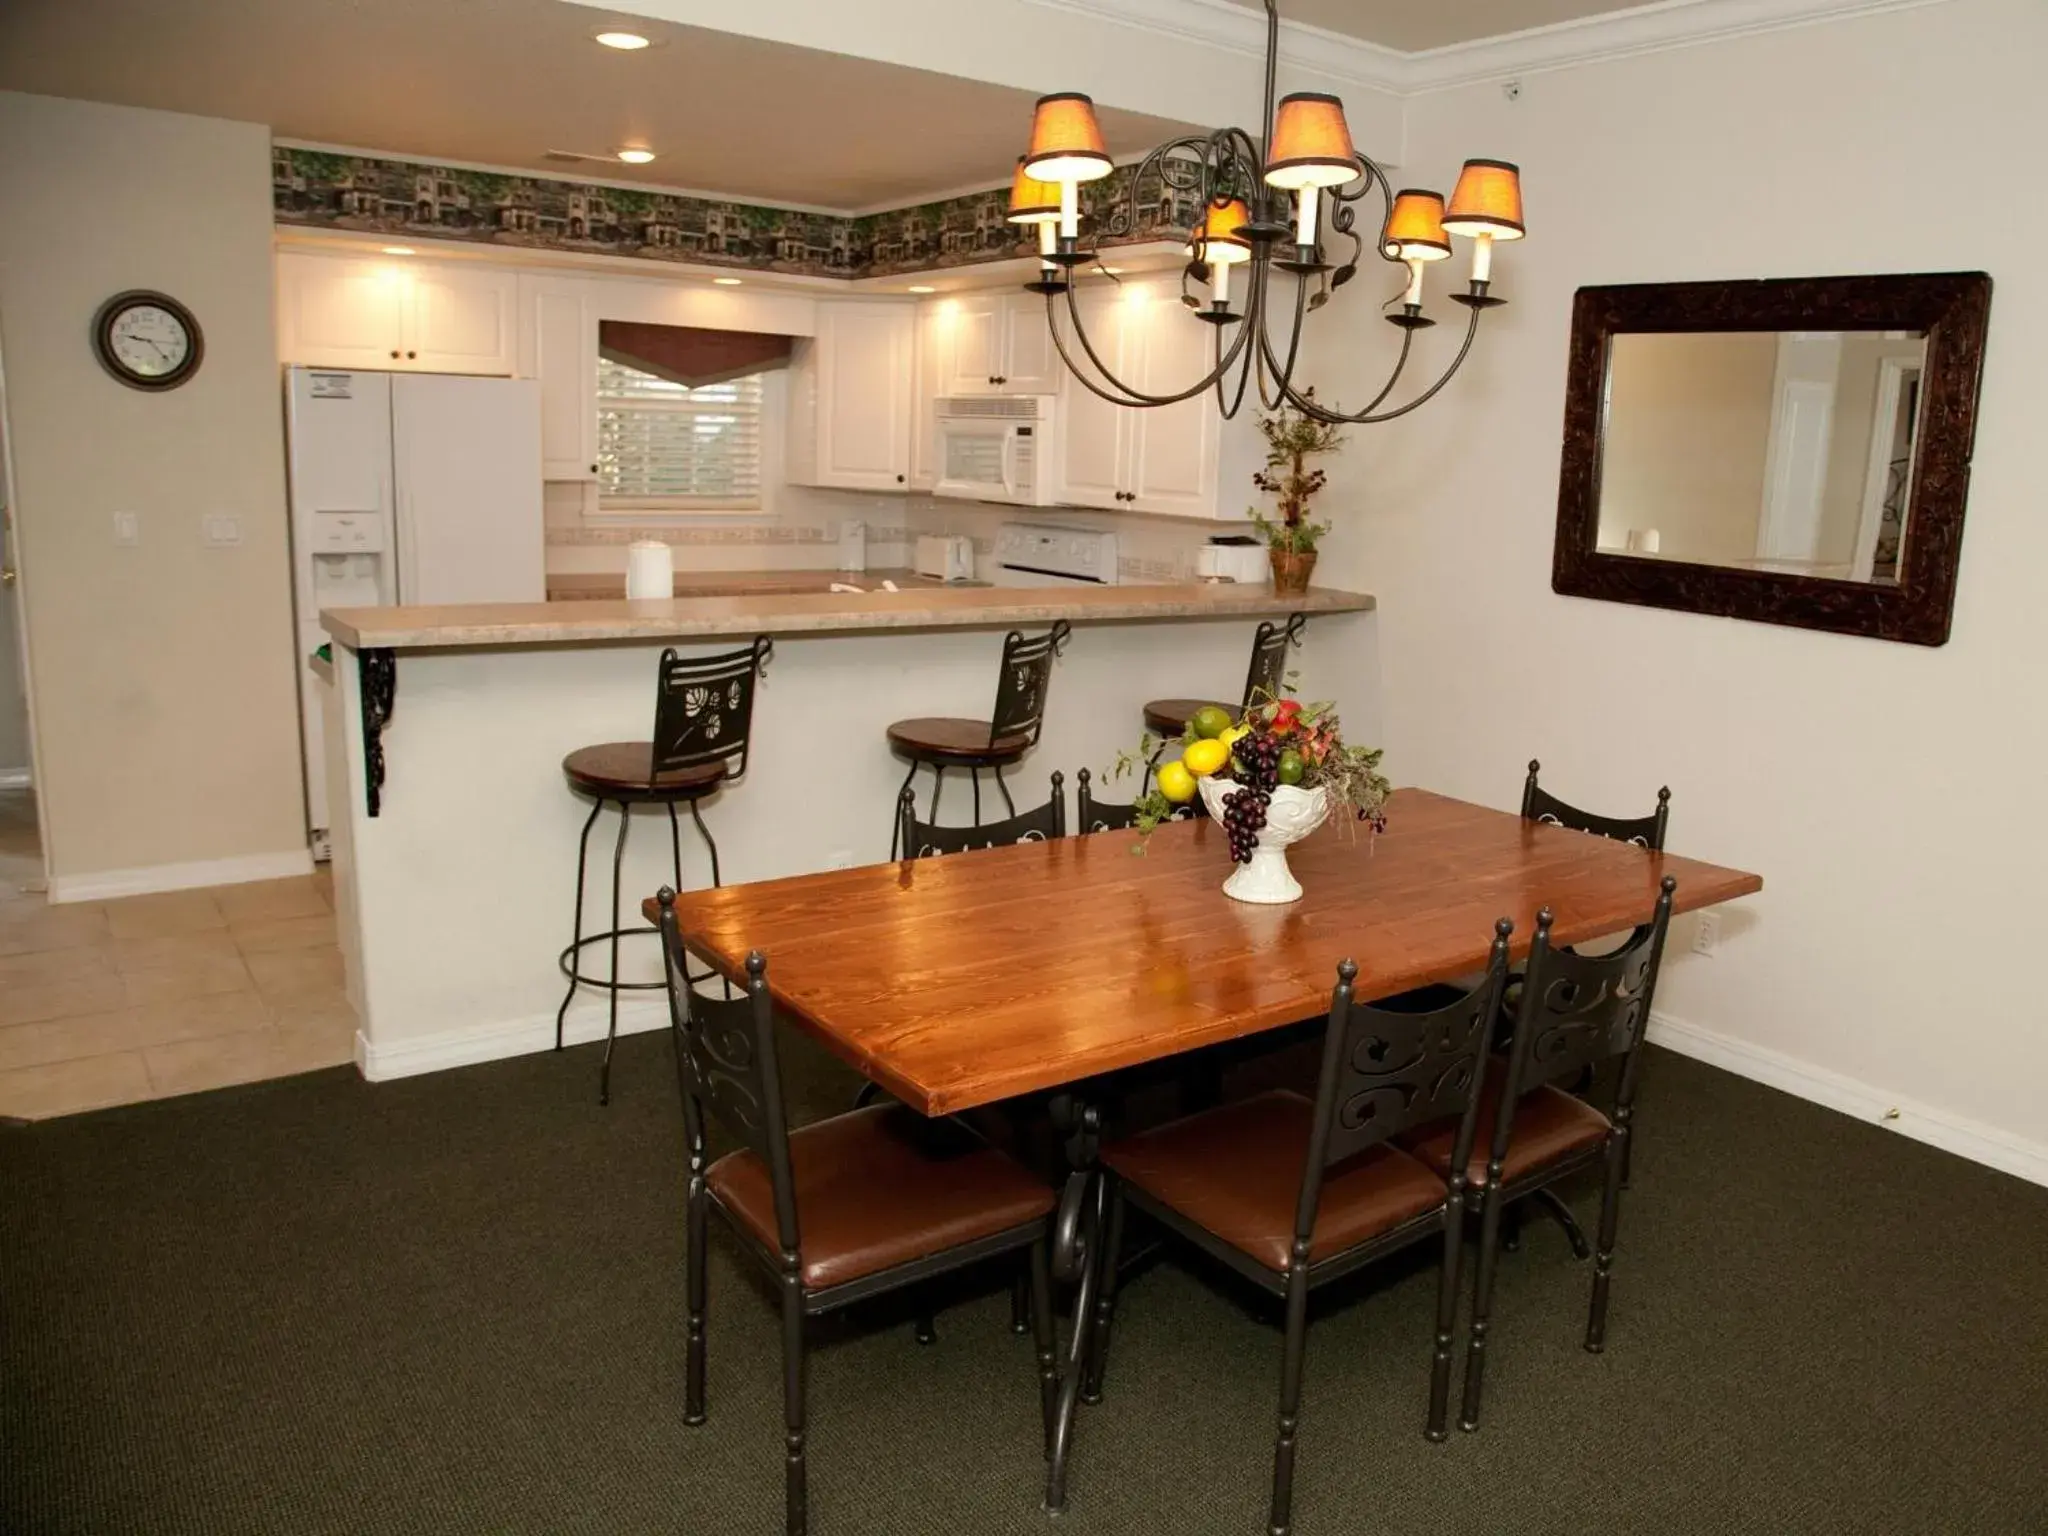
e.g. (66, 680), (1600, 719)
(1310, 0), (2046, 1173)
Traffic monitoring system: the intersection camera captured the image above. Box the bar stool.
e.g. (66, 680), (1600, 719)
(1142, 613), (1305, 784)
(555, 635), (773, 1105)
(884, 620), (1070, 860)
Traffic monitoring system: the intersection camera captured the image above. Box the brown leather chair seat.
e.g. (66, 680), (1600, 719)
(885, 716), (1032, 763)
(1101, 1090), (1449, 1272)
(1400, 1075), (1610, 1188)
(562, 742), (727, 802)
(707, 1103), (1056, 1289)
(1141, 697), (1235, 737)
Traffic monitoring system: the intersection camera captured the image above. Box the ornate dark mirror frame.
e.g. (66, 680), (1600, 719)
(1552, 272), (1992, 646)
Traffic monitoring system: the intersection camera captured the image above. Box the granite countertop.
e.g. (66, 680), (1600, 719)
(544, 568), (975, 601)
(321, 582), (1374, 652)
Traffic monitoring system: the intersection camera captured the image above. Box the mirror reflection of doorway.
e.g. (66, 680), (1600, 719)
(0, 366), (43, 898)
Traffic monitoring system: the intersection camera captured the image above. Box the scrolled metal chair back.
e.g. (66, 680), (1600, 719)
(1241, 612), (1307, 712)
(988, 620), (1071, 747)
(1076, 766), (1190, 834)
(899, 773), (1066, 858)
(650, 635), (775, 786)
(1520, 758), (1670, 851)
(1495, 876), (1676, 1141)
(657, 888), (799, 1256)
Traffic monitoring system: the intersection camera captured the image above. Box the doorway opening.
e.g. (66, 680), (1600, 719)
(0, 358), (47, 899)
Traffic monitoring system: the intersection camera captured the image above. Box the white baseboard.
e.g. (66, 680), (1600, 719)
(0, 767), (31, 790)
(1648, 1010), (2048, 1189)
(47, 848), (317, 905)
(356, 997), (670, 1082)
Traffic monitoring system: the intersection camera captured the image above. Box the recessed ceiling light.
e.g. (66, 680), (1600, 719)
(907, 285), (936, 294)
(381, 245), (415, 256)
(712, 277), (743, 286)
(593, 30), (651, 49)
(615, 147), (656, 164)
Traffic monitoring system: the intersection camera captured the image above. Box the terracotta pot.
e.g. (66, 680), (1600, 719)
(1269, 549), (1318, 594)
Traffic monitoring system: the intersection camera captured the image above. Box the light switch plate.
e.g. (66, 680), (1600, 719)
(112, 511), (140, 546)
(203, 514), (242, 547)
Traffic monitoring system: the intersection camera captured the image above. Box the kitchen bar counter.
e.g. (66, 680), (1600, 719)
(316, 580), (1380, 1087)
(543, 568), (971, 602)
(322, 581), (1374, 652)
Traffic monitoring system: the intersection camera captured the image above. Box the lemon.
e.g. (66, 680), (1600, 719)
(1156, 760), (1198, 804)
(1190, 704), (1233, 740)
(1181, 738), (1230, 778)
(1219, 724), (1250, 750)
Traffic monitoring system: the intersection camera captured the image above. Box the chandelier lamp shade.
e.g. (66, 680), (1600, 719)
(1014, 0), (1524, 425)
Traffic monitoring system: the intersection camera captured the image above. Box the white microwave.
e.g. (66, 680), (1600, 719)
(933, 395), (1058, 506)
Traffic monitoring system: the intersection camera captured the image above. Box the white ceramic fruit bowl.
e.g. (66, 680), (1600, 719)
(1196, 778), (1330, 904)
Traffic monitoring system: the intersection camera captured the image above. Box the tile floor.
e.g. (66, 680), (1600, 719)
(0, 788), (356, 1120)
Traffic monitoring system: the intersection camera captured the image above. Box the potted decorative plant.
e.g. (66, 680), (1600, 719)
(1249, 394), (1346, 595)
(1113, 693), (1390, 904)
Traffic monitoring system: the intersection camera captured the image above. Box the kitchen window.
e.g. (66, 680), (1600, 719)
(596, 356), (765, 512)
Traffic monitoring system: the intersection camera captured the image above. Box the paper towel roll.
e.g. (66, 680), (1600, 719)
(625, 540), (674, 600)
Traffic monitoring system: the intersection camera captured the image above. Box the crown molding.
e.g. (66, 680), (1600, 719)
(1017, 0), (1409, 92)
(1399, 0), (1955, 91)
(1018, 0), (1956, 96)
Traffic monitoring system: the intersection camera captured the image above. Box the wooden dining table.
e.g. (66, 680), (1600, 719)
(655, 786), (1762, 1512)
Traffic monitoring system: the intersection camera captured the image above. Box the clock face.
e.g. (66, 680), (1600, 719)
(92, 290), (203, 390)
(108, 304), (191, 379)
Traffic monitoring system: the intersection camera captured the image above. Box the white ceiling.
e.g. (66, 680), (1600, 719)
(1219, 0), (1657, 53)
(0, 0), (1200, 211)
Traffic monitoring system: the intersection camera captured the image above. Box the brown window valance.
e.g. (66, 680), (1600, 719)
(598, 321), (794, 389)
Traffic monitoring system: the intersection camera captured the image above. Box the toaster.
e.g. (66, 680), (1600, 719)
(914, 534), (977, 583)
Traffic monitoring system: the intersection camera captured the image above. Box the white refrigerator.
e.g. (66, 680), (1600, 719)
(285, 366), (545, 847)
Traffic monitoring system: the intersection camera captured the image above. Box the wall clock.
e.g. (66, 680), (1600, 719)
(91, 290), (204, 391)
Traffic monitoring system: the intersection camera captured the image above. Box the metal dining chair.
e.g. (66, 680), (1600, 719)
(657, 889), (1058, 1536)
(1404, 877), (1677, 1432)
(896, 771), (1065, 856)
(1083, 924), (1514, 1535)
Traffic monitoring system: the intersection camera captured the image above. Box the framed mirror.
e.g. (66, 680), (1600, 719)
(1553, 272), (1992, 645)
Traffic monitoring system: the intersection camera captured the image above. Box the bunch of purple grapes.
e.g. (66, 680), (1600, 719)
(1221, 728), (1282, 864)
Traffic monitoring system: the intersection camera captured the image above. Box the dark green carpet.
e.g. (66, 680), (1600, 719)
(3, 1034), (2045, 1535)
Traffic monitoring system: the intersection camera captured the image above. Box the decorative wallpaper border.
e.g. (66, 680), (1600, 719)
(274, 147), (1198, 280)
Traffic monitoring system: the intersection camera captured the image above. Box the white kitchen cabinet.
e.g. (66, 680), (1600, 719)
(276, 253), (408, 370)
(787, 301), (914, 491)
(1054, 288), (1132, 510)
(1052, 276), (1252, 521)
(938, 292), (1062, 397)
(517, 276), (599, 481)
(1126, 284), (1222, 518)
(909, 299), (949, 492)
(408, 266), (517, 374)
(276, 251), (515, 375)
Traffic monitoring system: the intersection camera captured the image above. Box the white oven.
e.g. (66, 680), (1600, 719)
(993, 522), (1120, 587)
(934, 396), (1058, 506)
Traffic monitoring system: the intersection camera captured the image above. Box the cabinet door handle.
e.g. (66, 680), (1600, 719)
(590, 463), (599, 476)
(389, 349), (400, 360)
(996, 375), (1007, 386)
(895, 474), (906, 484)
(406, 351), (417, 360)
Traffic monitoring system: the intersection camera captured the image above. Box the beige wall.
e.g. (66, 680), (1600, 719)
(1306, 0), (2045, 1174)
(0, 92), (306, 890)
(1599, 331), (1776, 564)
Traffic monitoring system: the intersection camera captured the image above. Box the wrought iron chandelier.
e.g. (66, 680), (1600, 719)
(1008, 0), (1525, 424)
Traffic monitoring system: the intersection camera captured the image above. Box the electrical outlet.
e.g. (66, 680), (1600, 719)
(827, 849), (854, 871)
(203, 514), (242, 547)
(1691, 910), (1721, 956)
(112, 511), (140, 546)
